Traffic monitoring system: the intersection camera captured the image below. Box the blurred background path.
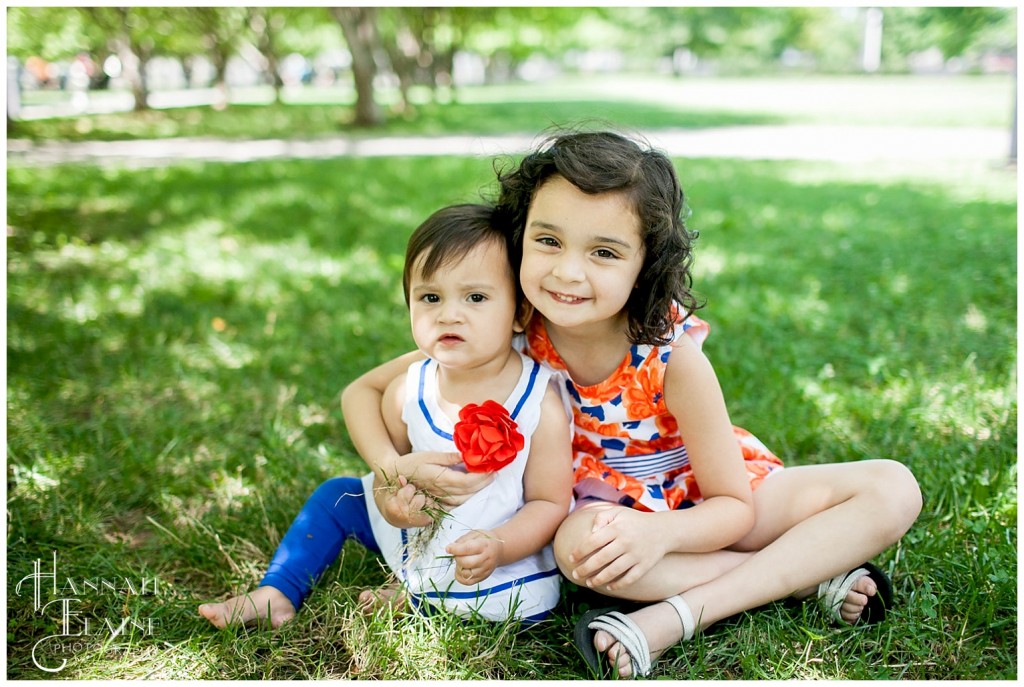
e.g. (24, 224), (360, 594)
(6, 124), (1012, 167)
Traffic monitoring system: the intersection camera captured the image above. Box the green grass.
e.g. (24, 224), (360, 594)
(6, 150), (1016, 678)
(9, 73), (1014, 142)
(6, 98), (780, 143)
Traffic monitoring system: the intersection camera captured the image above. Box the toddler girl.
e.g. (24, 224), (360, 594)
(199, 204), (572, 627)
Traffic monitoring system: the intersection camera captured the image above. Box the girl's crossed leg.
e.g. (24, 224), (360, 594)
(556, 459), (922, 678)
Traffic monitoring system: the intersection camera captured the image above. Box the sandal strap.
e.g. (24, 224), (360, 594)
(818, 567), (870, 621)
(587, 610), (652, 676)
(664, 595), (696, 641)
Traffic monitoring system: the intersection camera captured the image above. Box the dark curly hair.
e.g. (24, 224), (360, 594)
(494, 129), (702, 346)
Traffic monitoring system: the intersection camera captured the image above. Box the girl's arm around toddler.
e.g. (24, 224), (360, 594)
(342, 351), (495, 523)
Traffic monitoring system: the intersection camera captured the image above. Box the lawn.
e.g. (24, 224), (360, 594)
(6, 93), (1017, 678)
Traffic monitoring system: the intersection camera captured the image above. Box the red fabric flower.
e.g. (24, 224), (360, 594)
(454, 400), (524, 473)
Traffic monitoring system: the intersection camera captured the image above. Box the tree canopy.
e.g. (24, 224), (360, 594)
(7, 6), (1015, 122)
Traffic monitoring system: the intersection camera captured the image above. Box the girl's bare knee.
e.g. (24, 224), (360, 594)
(552, 509), (590, 575)
(891, 460), (922, 524)
(552, 504), (616, 576)
(870, 459), (922, 538)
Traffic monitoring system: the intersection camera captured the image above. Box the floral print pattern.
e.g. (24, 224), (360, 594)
(523, 306), (784, 512)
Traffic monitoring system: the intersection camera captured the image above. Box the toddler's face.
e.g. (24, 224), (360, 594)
(408, 240), (518, 369)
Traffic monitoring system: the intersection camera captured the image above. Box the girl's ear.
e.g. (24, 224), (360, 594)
(513, 301), (534, 333)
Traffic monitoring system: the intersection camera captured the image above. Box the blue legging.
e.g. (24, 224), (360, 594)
(260, 476), (380, 610)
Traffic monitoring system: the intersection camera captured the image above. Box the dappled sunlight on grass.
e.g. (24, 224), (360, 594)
(793, 371), (860, 443)
(691, 244), (766, 281)
(7, 152), (1015, 679)
(169, 336), (258, 372)
(338, 595), (525, 680)
(57, 642), (220, 680)
(156, 492), (216, 536)
(799, 360), (1015, 457)
(775, 159), (1017, 204)
(960, 303), (989, 334)
(883, 272), (911, 297)
(760, 279), (831, 333)
(208, 467), (254, 514)
(32, 236), (132, 270)
(57, 281), (145, 325)
(909, 368), (1016, 444)
(137, 225), (398, 310)
(819, 205), (858, 233)
(10, 461), (63, 493)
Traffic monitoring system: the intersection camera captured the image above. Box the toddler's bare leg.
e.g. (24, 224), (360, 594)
(198, 585), (296, 629)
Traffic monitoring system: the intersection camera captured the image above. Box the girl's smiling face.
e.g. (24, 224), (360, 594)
(520, 175), (645, 333)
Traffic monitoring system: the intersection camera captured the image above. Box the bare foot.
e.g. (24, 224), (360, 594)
(794, 573), (879, 624)
(593, 601), (684, 679)
(357, 585), (408, 614)
(837, 575), (877, 623)
(198, 586), (296, 629)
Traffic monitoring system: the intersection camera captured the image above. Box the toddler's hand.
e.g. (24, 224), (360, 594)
(379, 476), (435, 528)
(446, 530), (503, 586)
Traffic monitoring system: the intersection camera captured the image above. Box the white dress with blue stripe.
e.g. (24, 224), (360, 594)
(362, 350), (562, 622)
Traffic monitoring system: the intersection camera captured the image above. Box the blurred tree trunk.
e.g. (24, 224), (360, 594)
(388, 7), (466, 104)
(208, 40), (231, 108)
(86, 7), (151, 111)
(861, 7), (883, 73)
(7, 56), (21, 122)
(431, 7), (457, 97)
(331, 6), (385, 126)
(379, 8), (422, 113)
(1010, 67), (1017, 166)
(208, 45), (230, 110)
(191, 7), (245, 110)
(121, 39), (151, 112)
(247, 8), (286, 103)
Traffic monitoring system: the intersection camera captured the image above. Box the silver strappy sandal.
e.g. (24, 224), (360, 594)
(575, 595), (696, 678)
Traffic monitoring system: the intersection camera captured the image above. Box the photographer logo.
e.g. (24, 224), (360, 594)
(15, 551), (161, 673)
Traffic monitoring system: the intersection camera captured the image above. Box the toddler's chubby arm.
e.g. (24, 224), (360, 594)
(566, 335), (758, 590)
(370, 372), (433, 528)
(342, 351), (495, 508)
(446, 384), (573, 585)
(372, 369), (481, 528)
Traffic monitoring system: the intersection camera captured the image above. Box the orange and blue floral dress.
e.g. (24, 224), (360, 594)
(519, 306), (783, 513)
